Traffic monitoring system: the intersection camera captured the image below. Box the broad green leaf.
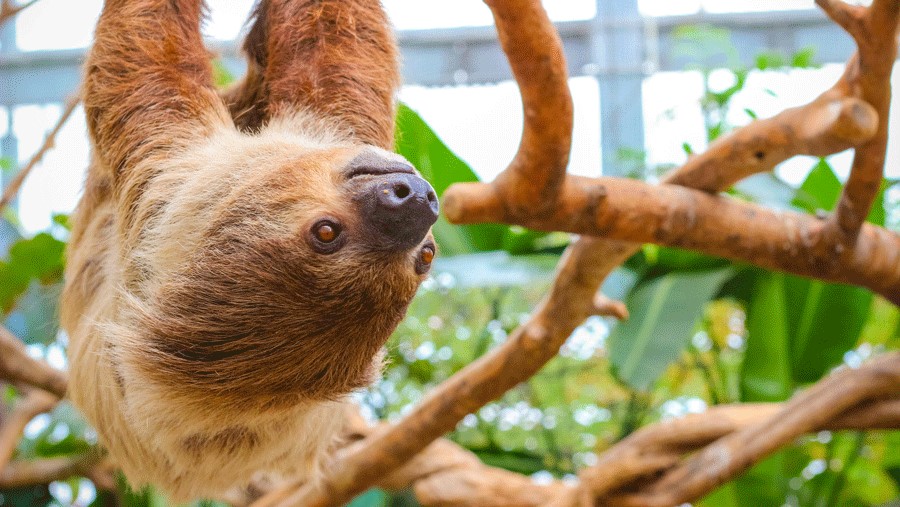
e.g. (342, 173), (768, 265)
(742, 272), (872, 401)
(642, 245), (730, 272)
(792, 159), (841, 212)
(741, 272), (793, 401)
(395, 104), (510, 255)
(785, 277), (872, 383)
(866, 179), (894, 226)
(698, 483), (740, 507)
(0, 233), (66, 313)
(608, 268), (732, 391)
(472, 447), (547, 475)
(9, 285), (61, 345)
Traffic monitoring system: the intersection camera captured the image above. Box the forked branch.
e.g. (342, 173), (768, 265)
(817, 0), (900, 237)
(256, 0), (900, 505)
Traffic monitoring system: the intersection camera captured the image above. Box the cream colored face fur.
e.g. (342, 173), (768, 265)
(63, 116), (435, 501)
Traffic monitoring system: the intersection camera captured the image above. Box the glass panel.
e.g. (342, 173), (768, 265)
(16, 0), (102, 51)
(400, 76), (600, 182)
(384, 0), (595, 31)
(12, 104), (89, 234)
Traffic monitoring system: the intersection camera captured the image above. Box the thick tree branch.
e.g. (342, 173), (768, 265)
(0, 94), (80, 211)
(0, 326), (68, 398)
(822, 0), (900, 236)
(0, 451), (110, 490)
(481, 0), (573, 218)
(815, 0), (868, 39)
(466, 175), (900, 302)
(603, 352), (900, 506)
(253, 368), (899, 507)
(0, 389), (59, 471)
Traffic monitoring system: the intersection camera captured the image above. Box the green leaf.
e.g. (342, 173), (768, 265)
(866, 179), (894, 226)
(211, 59), (235, 88)
(741, 271), (872, 401)
(741, 272), (793, 401)
(785, 278), (871, 383)
(395, 104), (509, 255)
(792, 159), (841, 213)
(0, 233), (66, 313)
(52, 213), (71, 231)
(791, 46), (817, 68)
(471, 447), (547, 475)
(755, 50), (786, 70)
(608, 268), (733, 391)
(644, 245), (730, 272)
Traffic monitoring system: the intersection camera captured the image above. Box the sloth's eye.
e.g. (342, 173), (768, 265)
(309, 219), (345, 253)
(315, 223), (338, 243)
(415, 242), (436, 274)
(420, 245), (435, 264)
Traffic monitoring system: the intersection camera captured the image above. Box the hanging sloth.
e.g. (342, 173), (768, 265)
(60, 0), (438, 501)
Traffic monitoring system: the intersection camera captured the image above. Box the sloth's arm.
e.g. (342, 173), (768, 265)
(83, 0), (231, 189)
(227, 0), (400, 148)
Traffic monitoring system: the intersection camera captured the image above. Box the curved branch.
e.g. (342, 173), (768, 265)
(823, 0), (900, 236)
(443, 0), (572, 221)
(0, 326), (68, 398)
(465, 175), (900, 302)
(604, 352), (900, 506)
(0, 452), (109, 490)
(0, 389), (59, 471)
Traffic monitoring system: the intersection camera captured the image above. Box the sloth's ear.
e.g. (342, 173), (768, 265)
(84, 0), (232, 184)
(223, 0), (401, 149)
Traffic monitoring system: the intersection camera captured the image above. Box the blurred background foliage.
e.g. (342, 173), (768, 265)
(1, 24), (898, 507)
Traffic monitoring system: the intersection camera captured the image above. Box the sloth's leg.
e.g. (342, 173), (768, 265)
(84, 0), (232, 197)
(226, 0), (401, 148)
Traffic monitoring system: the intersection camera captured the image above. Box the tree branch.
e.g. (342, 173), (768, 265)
(0, 451), (110, 490)
(815, 0), (867, 40)
(471, 174), (900, 303)
(822, 0), (900, 236)
(0, 93), (80, 211)
(0, 389), (59, 471)
(603, 352), (900, 506)
(0, 326), (68, 398)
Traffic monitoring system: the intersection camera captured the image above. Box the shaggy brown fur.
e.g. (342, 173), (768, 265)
(61, 0), (430, 501)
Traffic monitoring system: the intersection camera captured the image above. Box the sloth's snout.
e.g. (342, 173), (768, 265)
(362, 173), (439, 250)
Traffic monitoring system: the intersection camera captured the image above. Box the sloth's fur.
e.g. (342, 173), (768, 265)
(61, 0), (427, 501)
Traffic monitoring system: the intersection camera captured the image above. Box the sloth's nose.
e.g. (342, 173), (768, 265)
(363, 173), (439, 250)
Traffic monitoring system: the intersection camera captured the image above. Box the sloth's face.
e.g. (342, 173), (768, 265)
(133, 144), (439, 409)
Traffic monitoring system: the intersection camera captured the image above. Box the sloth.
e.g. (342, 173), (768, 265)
(60, 0), (438, 501)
